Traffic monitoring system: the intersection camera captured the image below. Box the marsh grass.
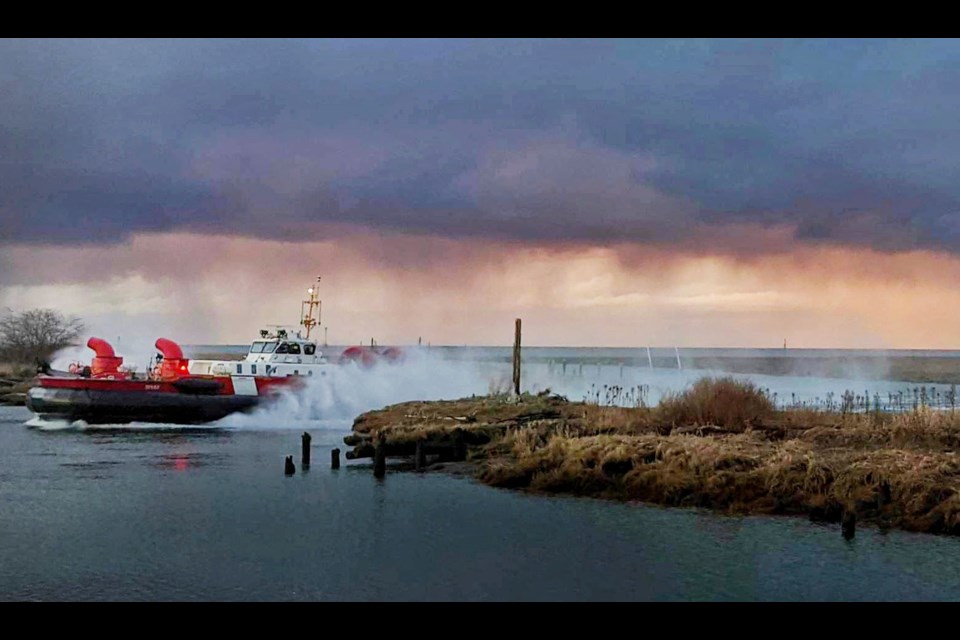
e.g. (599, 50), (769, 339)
(655, 377), (774, 429)
(349, 376), (960, 536)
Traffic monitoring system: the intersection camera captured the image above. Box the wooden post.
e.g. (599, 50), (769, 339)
(415, 439), (426, 471)
(301, 432), (312, 467)
(284, 455), (295, 476)
(373, 433), (386, 478)
(512, 318), (522, 396)
(331, 447), (341, 470)
(842, 510), (856, 540)
(879, 481), (891, 505)
(453, 430), (467, 461)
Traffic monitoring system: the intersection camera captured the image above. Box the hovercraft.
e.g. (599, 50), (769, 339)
(26, 336), (299, 425)
(26, 276), (406, 425)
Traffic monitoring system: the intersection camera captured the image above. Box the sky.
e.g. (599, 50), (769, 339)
(3, 38), (960, 348)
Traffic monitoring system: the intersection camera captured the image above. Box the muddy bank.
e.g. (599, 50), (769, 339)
(0, 374), (31, 406)
(345, 379), (960, 537)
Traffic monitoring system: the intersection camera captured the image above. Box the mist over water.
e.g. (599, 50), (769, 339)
(530, 362), (958, 408)
(215, 349), (499, 429)
(31, 344), (960, 433)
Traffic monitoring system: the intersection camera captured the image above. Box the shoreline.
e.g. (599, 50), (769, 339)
(344, 380), (960, 538)
(0, 373), (31, 406)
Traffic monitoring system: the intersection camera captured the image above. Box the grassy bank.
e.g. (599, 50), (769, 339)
(346, 377), (960, 536)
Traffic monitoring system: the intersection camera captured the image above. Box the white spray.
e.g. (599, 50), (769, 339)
(214, 349), (499, 430)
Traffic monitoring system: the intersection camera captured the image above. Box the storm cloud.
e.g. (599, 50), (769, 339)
(4, 38), (960, 253)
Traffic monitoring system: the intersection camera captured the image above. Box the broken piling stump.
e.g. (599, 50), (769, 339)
(301, 431), (312, 467)
(331, 448), (341, 469)
(842, 510), (856, 540)
(880, 481), (892, 505)
(284, 455), (296, 476)
(415, 439), (426, 471)
(373, 434), (386, 478)
(453, 430), (467, 461)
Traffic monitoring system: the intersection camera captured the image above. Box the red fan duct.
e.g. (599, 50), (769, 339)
(378, 347), (405, 363)
(87, 337), (123, 377)
(155, 338), (189, 379)
(338, 345), (379, 368)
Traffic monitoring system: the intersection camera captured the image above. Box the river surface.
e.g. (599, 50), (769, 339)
(4, 402), (960, 601)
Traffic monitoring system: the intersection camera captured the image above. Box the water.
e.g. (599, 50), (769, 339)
(4, 403), (960, 601)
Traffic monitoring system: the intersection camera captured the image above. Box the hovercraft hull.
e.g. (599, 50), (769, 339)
(26, 385), (263, 425)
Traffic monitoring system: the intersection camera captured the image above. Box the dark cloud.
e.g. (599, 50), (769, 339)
(4, 39), (960, 254)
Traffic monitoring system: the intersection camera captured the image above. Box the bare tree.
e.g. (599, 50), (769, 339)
(0, 308), (85, 364)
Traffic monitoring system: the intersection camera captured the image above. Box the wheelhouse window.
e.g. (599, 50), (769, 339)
(250, 341), (266, 354)
(304, 344), (316, 355)
(286, 342), (301, 355)
(262, 342), (277, 353)
(275, 343), (290, 354)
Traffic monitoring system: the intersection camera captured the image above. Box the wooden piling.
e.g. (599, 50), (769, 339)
(373, 434), (386, 478)
(512, 318), (522, 396)
(415, 439), (426, 471)
(284, 455), (296, 476)
(842, 510), (856, 540)
(879, 481), (892, 505)
(301, 431), (312, 467)
(331, 447), (341, 470)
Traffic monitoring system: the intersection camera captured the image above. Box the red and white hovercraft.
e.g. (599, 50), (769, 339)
(26, 277), (405, 425)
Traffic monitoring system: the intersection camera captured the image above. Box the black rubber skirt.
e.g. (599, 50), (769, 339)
(26, 387), (262, 425)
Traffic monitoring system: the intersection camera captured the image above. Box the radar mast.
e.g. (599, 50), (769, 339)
(300, 276), (322, 340)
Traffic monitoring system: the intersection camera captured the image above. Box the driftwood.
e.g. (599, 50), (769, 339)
(670, 425), (740, 437)
(492, 410), (562, 425)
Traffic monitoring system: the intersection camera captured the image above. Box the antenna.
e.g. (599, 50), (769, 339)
(300, 275), (322, 340)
